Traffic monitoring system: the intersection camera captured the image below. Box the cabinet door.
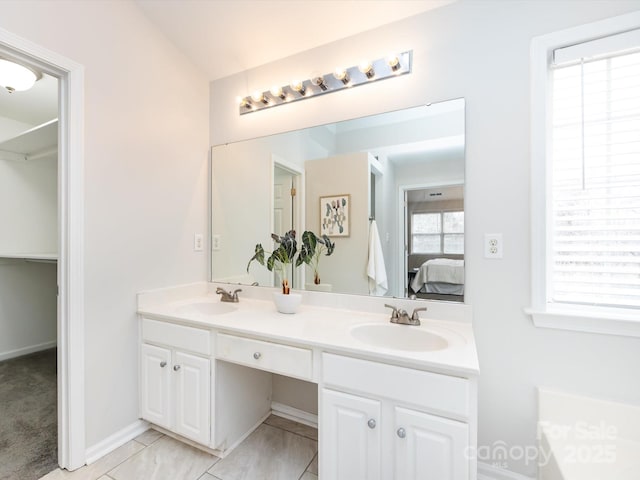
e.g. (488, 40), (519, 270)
(140, 344), (171, 429)
(321, 389), (381, 480)
(394, 406), (469, 480)
(174, 351), (210, 445)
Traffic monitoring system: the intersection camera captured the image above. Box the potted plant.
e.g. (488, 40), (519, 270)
(297, 231), (335, 285)
(247, 230), (298, 293)
(247, 230), (302, 313)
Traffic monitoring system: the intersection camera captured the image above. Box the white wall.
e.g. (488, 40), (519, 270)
(1, 0), (210, 449)
(305, 152), (370, 294)
(210, 1), (640, 476)
(0, 119), (57, 359)
(0, 261), (56, 360)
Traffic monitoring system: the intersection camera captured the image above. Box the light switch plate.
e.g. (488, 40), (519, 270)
(194, 233), (204, 252)
(212, 234), (221, 251)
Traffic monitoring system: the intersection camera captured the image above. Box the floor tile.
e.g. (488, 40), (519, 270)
(134, 428), (164, 446)
(209, 424), (316, 480)
(264, 415), (318, 441)
(39, 441), (144, 480)
(109, 435), (218, 480)
(300, 473), (317, 480)
(306, 453), (318, 475)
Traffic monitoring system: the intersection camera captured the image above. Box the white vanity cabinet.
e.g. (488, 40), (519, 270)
(321, 389), (382, 479)
(140, 319), (211, 446)
(321, 353), (473, 480)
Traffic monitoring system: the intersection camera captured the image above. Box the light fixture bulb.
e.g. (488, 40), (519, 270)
(311, 74), (328, 91)
(251, 91), (269, 105)
(270, 86), (286, 100)
(290, 80), (306, 96)
(333, 68), (350, 85)
(386, 55), (401, 72)
(358, 61), (375, 79)
(237, 96), (252, 109)
(0, 59), (38, 93)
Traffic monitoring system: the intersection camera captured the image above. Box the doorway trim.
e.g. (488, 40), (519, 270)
(0, 28), (86, 470)
(398, 180), (464, 299)
(270, 155), (305, 289)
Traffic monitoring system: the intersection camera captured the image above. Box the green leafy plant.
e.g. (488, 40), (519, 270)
(247, 230), (298, 294)
(247, 230), (336, 293)
(297, 231), (335, 285)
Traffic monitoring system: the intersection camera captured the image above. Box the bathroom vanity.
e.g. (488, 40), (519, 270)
(137, 283), (479, 480)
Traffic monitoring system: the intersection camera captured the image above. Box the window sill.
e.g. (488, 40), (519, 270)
(524, 306), (640, 338)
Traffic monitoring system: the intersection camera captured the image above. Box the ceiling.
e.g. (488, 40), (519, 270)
(134, 0), (455, 80)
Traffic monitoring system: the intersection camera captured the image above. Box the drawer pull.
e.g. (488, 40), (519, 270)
(367, 418), (376, 429)
(397, 427), (406, 438)
(160, 361), (167, 368)
(173, 364), (181, 371)
(253, 352), (262, 360)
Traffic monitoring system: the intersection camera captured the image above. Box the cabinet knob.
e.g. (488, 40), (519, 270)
(397, 427), (406, 438)
(367, 418), (376, 429)
(173, 364), (181, 371)
(253, 352), (262, 360)
(160, 361), (167, 368)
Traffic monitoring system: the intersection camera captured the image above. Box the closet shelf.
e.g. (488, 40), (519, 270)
(0, 253), (58, 263)
(0, 119), (58, 162)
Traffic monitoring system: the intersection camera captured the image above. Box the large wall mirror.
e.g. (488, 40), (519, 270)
(211, 97), (465, 302)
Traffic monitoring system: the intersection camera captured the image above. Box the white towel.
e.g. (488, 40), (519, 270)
(367, 220), (388, 296)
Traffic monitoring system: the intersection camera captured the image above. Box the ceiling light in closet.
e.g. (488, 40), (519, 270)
(0, 59), (40, 93)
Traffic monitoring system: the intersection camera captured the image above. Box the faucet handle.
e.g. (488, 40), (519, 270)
(384, 304), (399, 319)
(411, 307), (427, 321)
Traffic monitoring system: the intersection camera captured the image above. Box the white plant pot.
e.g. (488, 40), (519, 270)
(273, 292), (302, 314)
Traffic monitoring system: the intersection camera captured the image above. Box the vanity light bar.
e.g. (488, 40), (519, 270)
(237, 50), (412, 115)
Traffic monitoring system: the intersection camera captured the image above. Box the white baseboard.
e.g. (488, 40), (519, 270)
(478, 462), (536, 480)
(85, 419), (149, 465)
(271, 401), (318, 428)
(0, 340), (57, 362)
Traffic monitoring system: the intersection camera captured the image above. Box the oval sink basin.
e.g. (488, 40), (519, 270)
(174, 302), (236, 316)
(350, 324), (448, 352)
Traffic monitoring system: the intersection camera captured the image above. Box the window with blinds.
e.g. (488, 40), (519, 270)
(411, 211), (464, 254)
(550, 29), (640, 309)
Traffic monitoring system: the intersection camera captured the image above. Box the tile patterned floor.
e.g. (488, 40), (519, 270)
(39, 415), (318, 480)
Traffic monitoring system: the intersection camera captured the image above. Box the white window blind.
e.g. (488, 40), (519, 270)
(550, 33), (640, 309)
(411, 211), (464, 255)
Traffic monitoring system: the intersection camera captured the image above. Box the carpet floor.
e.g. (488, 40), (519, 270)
(0, 349), (57, 480)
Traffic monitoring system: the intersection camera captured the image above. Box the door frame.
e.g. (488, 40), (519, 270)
(398, 180), (463, 298)
(0, 27), (86, 470)
(270, 155), (305, 290)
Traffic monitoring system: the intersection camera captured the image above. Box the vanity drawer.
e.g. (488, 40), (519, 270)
(216, 333), (312, 381)
(322, 353), (470, 420)
(142, 318), (210, 356)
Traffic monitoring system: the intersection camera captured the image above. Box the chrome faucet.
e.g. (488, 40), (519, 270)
(384, 304), (427, 326)
(216, 287), (242, 303)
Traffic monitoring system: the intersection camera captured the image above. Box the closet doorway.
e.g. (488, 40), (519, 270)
(0, 69), (59, 479)
(0, 31), (85, 473)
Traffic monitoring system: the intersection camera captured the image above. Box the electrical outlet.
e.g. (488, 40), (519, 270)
(194, 233), (204, 252)
(484, 233), (503, 259)
(212, 234), (221, 251)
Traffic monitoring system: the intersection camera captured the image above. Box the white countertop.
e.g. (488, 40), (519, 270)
(138, 290), (479, 377)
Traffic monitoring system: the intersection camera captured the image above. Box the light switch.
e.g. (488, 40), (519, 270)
(194, 233), (204, 252)
(212, 234), (221, 251)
